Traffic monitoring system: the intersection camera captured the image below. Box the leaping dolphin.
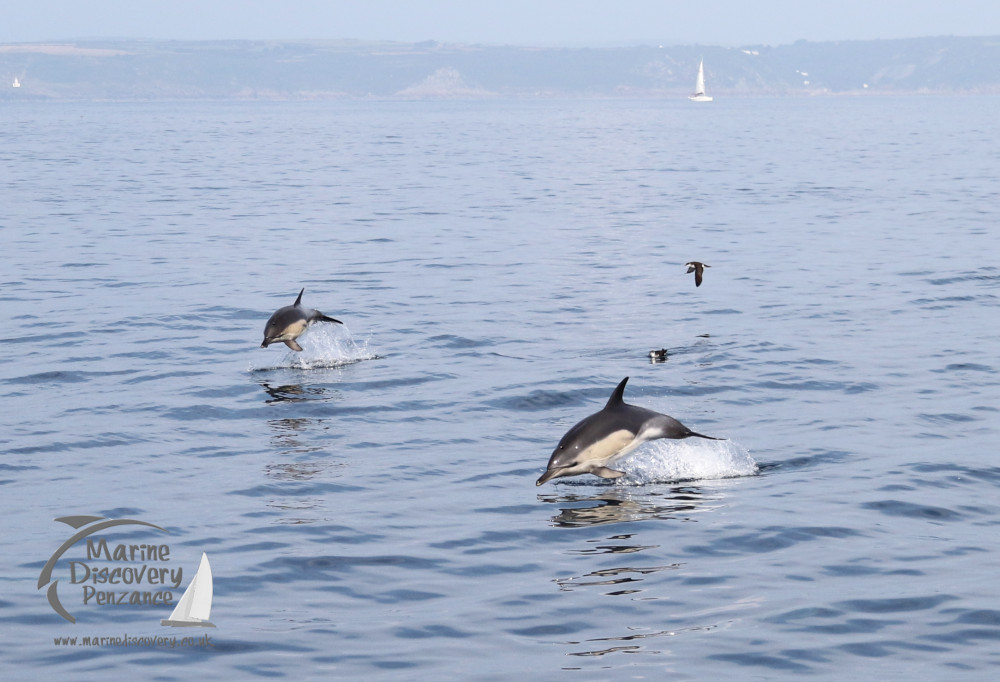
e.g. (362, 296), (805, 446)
(261, 288), (342, 352)
(536, 377), (723, 485)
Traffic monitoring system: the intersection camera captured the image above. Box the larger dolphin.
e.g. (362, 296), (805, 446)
(536, 377), (723, 485)
(261, 288), (342, 352)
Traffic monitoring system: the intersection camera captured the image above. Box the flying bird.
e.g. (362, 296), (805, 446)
(685, 261), (710, 287)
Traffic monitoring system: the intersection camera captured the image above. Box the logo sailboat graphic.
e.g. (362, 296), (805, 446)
(161, 553), (215, 627)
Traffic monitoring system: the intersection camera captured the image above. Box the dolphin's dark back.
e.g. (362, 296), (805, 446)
(268, 305), (306, 328)
(600, 376), (722, 441)
(265, 288), (341, 331)
(601, 376), (662, 432)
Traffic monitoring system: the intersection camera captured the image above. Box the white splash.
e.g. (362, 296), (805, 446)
(616, 438), (757, 486)
(248, 325), (379, 371)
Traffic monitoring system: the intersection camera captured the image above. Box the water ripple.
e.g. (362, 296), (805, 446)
(861, 499), (964, 521)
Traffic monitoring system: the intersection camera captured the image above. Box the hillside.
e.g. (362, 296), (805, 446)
(2, 35), (999, 100)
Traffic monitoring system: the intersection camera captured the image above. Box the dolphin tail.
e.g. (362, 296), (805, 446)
(293, 288), (305, 306)
(283, 339), (304, 352)
(317, 314), (342, 325)
(689, 430), (725, 441)
(536, 465), (627, 485)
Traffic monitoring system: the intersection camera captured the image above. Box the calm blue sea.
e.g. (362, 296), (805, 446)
(1, 95), (999, 679)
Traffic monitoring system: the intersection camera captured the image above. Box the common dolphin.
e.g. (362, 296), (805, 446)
(261, 288), (342, 352)
(536, 377), (723, 485)
(685, 261), (710, 287)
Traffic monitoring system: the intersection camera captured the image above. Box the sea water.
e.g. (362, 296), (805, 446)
(1, 95), (999, 679)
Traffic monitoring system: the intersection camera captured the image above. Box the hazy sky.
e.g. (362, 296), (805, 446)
(3, 1), (998, 46)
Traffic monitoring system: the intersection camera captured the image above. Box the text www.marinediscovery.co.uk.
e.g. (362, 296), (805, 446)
(52, 633), (213, 648)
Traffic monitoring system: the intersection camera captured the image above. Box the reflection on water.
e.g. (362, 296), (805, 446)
(260, 382), (309, 403)
(540, 486), (718, 527)
(265, 461), (339, 481)
(258, 380), (335, 455)
(564, 624), (720, 662)
(266, 497), (324, 525)
(267, 416), (327, 456)
(555, 557), (682, 593)
(261, 462), (349, 524)
(567, 535), (659, 555)
(259, 381), (337, 404)
(257, 379), (348, 524)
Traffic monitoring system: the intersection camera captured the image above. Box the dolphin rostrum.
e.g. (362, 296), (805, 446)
(536, 377), (723, 485)
(685, 261), (710, 287)
(261, 288), (342, 352)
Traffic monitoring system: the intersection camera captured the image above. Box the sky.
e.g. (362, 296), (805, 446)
(2, 1), (998, 47)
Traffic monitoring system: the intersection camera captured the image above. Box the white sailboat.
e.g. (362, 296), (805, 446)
(12, 77), (20, 88)
(161, 553), (216, 627)
(689, 60), (712, 102)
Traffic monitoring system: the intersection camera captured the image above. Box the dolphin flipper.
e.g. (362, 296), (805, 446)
(593, 466), (626, 479)
(283, 339), (304, 352)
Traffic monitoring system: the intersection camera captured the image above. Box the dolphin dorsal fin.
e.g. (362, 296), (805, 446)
(605, 377), (629, 408)
(293, 288), (304, 306)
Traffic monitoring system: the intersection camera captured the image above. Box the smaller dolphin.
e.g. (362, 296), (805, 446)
(261, 288), (342, 352)
(536, 377), (722, 485)
(685, 261), (710, 287)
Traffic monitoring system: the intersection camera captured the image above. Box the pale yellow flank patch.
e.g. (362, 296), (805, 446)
(276, 320), (308, 341)
(575, 429), (638, 465)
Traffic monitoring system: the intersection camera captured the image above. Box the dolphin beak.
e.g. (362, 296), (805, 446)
(536, 469), (560, 486)
(261, 340), (270, 348)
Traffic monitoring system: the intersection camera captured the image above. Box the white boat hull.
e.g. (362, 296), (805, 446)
(160, 618), (216, 627)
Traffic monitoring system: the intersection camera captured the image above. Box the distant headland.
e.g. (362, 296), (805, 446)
(3, 35), (999, 100)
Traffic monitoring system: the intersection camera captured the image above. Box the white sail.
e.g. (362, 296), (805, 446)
(161, 552), (215, 627)
(689, 60), (713, 102)
(12, 77), (20, 88)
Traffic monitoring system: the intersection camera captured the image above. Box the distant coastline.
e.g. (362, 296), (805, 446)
(2, 36), (999, 100)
